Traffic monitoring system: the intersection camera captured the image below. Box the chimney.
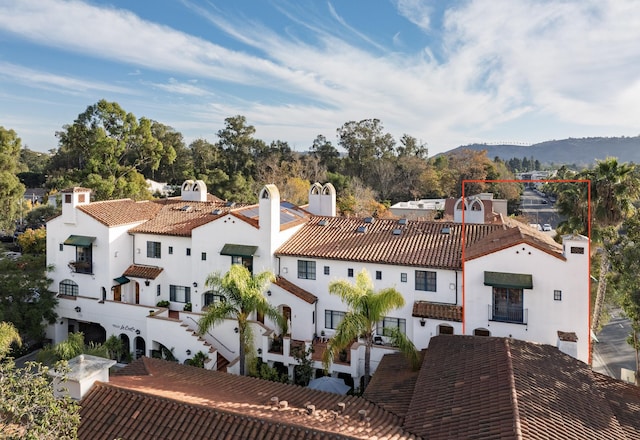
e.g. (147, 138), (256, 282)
(49, 354), (116, 400)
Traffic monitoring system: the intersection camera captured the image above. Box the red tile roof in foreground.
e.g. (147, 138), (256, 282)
(276, 217), (505, 269)
(395, 335), (640, 440)
(122, 264), (163, 280)
(412, 301), (462, 322)
(80, 357), (416, 440)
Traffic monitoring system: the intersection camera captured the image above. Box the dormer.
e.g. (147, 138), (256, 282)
(307, 182), (336, 217)
(181, 179), (207, 202)
(60, 187), (91, 224)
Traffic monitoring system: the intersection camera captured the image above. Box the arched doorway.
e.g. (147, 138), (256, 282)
(282, 305), (291, 335)
(135, 336), (146, 359)
(120, 333), (130, 360)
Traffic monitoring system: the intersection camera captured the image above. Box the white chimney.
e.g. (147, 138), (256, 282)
(50, 354), (116, 400)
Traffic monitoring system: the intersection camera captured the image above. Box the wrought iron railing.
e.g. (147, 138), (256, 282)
(488, 304), (528, 324)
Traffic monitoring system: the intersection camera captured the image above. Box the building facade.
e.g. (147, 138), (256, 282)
(46, 180), (590, 384)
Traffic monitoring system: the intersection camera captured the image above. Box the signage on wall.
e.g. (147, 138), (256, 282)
(112, 323), (140, 333)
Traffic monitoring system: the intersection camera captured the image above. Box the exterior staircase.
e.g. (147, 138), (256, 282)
(180, 323), (223, 370)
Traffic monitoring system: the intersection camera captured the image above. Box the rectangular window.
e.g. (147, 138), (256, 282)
(492, 287), (525, 323)
(65, 194), (71, 204)
(348, 268), (354, 277)
(400, 273), (407, 283)
(324, 266), (330, 275)
(169, 285), (191, 303)
(59, 243), (64, 252)
(298, 260), (316, 280)
(157, 285), (161, 296)
(376, 271), (382, 280)
(73, 246), (92, 274)
(186, 248), (191, 256)
(554, 290), (562, 301)
(376, 317), (406, 335)
(325, 310), (345, 329)
(147, 241), (161, 258)
(570, 246), (585, 254)
(415, 270), (437, 291)
(168, 246), (173, 255)
(201, 252), (207, 261)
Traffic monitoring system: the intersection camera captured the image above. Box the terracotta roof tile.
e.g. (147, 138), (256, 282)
(128, 200), (231, 236)
(412, 301), (462, 322)
(79, 199), (163, 226)
(123, 264), (164, 280)
(274, 276), (317, 304)
(402, 335), (636, 440)
(465, 219), (564, 261)
(276, 217), (503, 269)
(80, 357), (417, 440)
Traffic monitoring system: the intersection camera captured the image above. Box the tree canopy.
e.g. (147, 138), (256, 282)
(0, 126), (26, 231)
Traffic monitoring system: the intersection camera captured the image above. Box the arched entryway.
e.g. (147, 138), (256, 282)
(120, 333), (130, 359)
(135, 336), (146, 359)
(281, 305), (291, 335)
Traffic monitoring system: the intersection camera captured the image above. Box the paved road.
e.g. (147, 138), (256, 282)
(519, 188), (563, 228)
(592, 310), (637, 381)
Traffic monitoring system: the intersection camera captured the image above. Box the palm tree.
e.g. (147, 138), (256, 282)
(322, 269), (419, 390)
(556, 158), (639, 334)
(198, 264), (284, 376)
(0, 322), (21, 359)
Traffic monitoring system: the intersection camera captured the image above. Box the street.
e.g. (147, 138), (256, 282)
(592, 310), (637, 380)
(519, 187), (563, 229)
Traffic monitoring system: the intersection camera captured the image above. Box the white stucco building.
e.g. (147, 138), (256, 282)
(46, 180), (590, 386)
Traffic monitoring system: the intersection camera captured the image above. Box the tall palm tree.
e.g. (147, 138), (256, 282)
(0, 322), (21, 359)
(322, 269), (419, 390)
(198, 265), (284, 376)
(556, 158), (639, 334)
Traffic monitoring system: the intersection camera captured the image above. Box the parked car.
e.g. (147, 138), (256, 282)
(542, 224), (552, 231)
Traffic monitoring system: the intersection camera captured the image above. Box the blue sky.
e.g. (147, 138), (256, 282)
(1, 0), (639, 155)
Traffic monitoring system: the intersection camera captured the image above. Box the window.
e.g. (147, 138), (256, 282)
(415, 270), (436, 291)
(324, 266), (330, 275)
(492, 287), (525, 323)
(571, 246), (585, 254)
(438, 324), (454, 335)
(168, 246), (173, 255)
(157, 285), (161, 296)
(554, 290), (562, 301)
(65, 194), (71, 204)
(73, 246), (92, 274)
(474, 328), (490, 337)
(204, 291), (225, 306)
(59, 243), (63, 252)
(376, 271), (382, 280)
(59, 279), (78, 297)
(231, 255), (253, 274)
(401, 273), (407, 283)
(298, 260), (316, 280)
(186, 248), (191, 256)
(169, 285), (191, 303)
(201, 252), (207, 261)
(147, 241), (161, 258)
(347, 268), (354, 277)
(325, 310), (345, 329)
(376, 317), (406, 335)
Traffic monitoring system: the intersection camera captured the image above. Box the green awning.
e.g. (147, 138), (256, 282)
(64, 235), (96, 247)
(220, 244), (258, 257)
(484, 271), (533, 289)
(113, 276), (130, 285)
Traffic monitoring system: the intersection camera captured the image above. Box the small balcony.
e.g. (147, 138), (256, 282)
(489, 304), (528, 325)
(68, 260), (92, 274)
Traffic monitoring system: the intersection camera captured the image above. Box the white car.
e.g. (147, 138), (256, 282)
(542, 224), (552, 231)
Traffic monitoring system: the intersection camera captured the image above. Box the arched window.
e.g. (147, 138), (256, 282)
(59, 279), (78, 297)
(471, 200), (483, 211)
(437, 324), (454, 335)
(474, 328), (491, 337)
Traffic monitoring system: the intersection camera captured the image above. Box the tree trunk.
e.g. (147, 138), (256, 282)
(634, 329), (640, 386)
(591, 251), (610, 336)
(363, 337), (371, 390)
(239, 321), (246, 376)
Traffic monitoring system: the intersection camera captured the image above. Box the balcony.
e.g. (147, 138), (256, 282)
(68, 260), (92, 274)
(489, 304), (528, 325)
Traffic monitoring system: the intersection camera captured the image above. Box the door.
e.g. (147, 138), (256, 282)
(135, 283), (140, 304)
(113, 285), (121, 302)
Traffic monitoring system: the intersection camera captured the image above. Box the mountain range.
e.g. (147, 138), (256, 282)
(446, 136), (640, 167)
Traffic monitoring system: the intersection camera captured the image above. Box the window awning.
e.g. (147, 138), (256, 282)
(113, 276), (130, 285)
(484, 271), (533, 289)
(63, 235), (96, 247)
(220, 244), (258, 257)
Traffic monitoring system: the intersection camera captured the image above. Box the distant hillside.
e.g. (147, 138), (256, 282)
(445, 136), (640, 167)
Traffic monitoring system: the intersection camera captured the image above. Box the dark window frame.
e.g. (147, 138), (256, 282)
(297, 260), (316, 280)
(325, 310), (345, 329)
(415, 270), (437, 291)
(147, 241), (161, 259)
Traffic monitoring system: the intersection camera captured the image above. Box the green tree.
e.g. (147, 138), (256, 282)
(0, 253), (57, 341)
(0, 321), (21, 359)
(16, 227), (47, 254)
(310, 135), (340, 173)
(48, 99), (176, 200)
(217, 115), (264, 178)
(337, 119), (395, 184)
(322, 269), (418, 390)
(198, 265), (284, 376)
(555, 158), (639, 333)
(0, 126), (26, 231)
(36, 332), (109, 365)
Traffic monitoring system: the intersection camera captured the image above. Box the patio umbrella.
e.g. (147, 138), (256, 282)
(307, 376), (350, 395)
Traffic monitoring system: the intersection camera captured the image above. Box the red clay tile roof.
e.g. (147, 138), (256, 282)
(276, 217), (504, 269)
(402, 335), (638, 440)
(412, 301), (462, 322)
(128, 200), (231, 236)
(465, 219), (564, 261)
(79, 199), (163, 226)
(274, 276), (317, 304)
(123, 264), (163, 280)
(80, 357), (417, 440)
(363, 351), (425, 419)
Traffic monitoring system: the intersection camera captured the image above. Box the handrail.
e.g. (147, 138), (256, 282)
(186, 316), (235, 354)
